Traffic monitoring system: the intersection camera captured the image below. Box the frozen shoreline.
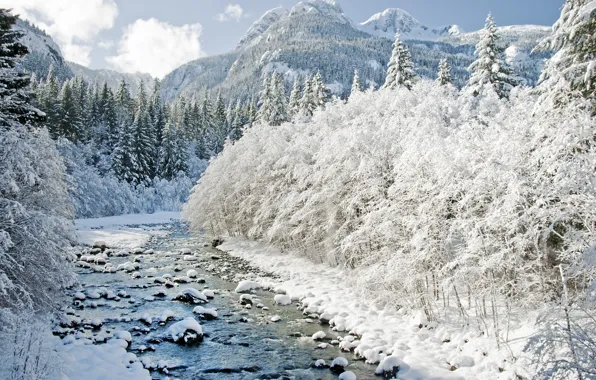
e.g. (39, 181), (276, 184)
(218, 237), (540, 380)
(75, 211), (181, 248)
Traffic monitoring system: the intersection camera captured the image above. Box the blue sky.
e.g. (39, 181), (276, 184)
(4, 0), (564, 78)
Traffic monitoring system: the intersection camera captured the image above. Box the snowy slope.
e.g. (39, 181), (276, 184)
(439, 25), (551, 50)
(359, 8), (461, 41)
(68, 62), (154, 96)
(236, 7), (289, 50)
(16, 19), (73, 81)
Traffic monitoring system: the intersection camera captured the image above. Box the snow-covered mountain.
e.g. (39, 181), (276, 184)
(17, 19), (152, 94)
(359, 8), (462, 41)
(160, 0), (551, 101)
(439, 25), (552, 50)
(236, 7), (289, 50)
(16, 19), (73, 82)
(68, 62), (154, 96)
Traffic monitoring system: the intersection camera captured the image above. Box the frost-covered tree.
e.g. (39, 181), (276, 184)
(257, 74), (273, 124)
(0, 9), (74, 311)
(465, 14), (518, 98)
(289, 78), (302, 116)
(312, 71), (330, 108)
(111, 118), (137, 183)
(535, 0), (596, 113)
(382, 34), (417, 90)
(436, 59), (453, 86)
(300, 75), (317, 116)
(229, 100), (245, 142)
(58, 80), (83, 141)
(269, 72), (290, 126)
(158, 121), (187, 180)
(350, 70), (363, 97)
(212, 92), (227, 153)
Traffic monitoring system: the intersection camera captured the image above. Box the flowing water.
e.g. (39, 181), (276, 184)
(63, 222), (378, 379)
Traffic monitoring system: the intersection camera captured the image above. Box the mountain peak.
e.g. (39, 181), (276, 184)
(236, 7), (289, 50)
(359, 7), (459, 41)
(290, 0), (352, 25)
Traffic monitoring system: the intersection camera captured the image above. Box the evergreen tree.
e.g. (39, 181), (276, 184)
(535, 0), (596, 113)
(103, 87), (119, 149)
(300, 75), (317, 116)
(350, 70), (363, 97)
(212, 92), (227, 153)
(269, 72), (290, 126)
(257, 74), (273, 124)
(40, 65), (60, 134)
(312, 71), (330, 108)
(112, 119), (137, 183)
(229, 100), (245, 142)
(0, 10), (44, 128)
(465, 14), (518, 98)
(436, 59), (453, 86)
(197, 92), (213, 159)
(58, 80), (83, 141)
(158, 121), (187, 180)
(382, 34), (417, 90)
(289, 78), (302, 116)
(116, 79), (134, 125)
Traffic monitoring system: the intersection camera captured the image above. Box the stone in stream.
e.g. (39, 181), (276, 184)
(239, 294), (253, 305)
(330, 357), (349, 374)
(165, 317), (203, 344)
(175, 288), (208, 304)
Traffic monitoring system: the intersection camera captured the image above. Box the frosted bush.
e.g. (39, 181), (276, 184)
(184, 80), (596, 317)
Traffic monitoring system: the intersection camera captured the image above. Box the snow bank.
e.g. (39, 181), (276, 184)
(75, 212), (180, 247)
(59, 339), (150, 380)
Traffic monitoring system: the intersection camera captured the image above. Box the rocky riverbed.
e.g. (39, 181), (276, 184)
(57, 222), (382, 379)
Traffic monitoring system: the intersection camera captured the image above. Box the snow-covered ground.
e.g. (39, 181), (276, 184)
(219, 237), (540, 380)
(75, 212), (180, 247)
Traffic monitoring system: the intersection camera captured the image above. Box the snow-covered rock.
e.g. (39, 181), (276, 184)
(235, 280), (261, 293)
(193, 306), (218, 320)
(338, 371), (357, 380)
(312, 331), (326, 341)
(330, 357), (349, 374)
(165, 317), (203, 344)
(274, 294), (292, 306)
(175, 288), (208, 304)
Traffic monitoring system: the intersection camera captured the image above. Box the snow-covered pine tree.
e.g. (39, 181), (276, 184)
(465, 14), (518, 98)
(58, 79), (83, 141)
(116, 79), (134, 125)
(229, 100), (245, 141)
(0, 8), (74, 311)
(257, 73), (273, 124)
(39, 65), (60, 135)
(212, 92), (227, 153)
(350, 70), (363, 97)
(269, 72), (290, 126)
(289, 78), (302, 116)
(382, 34), (417, 90)
(158, 121), (187, 180)
(197, 91), (213, 159)
(436, 59), (453, 86)
(111, 117), (137, 183)
(300, 75), (317, 116)
(312, 71), (330, 108)
(535, 0), (596, 114)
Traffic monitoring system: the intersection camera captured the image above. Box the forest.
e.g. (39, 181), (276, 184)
(0, 0), (595, 379)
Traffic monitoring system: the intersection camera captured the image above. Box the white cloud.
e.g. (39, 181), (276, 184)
(216, 4), (245, 22)
(106, 18), (205, 78)
(0, 0), (118, 66)
(97, 40), (114, 50)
